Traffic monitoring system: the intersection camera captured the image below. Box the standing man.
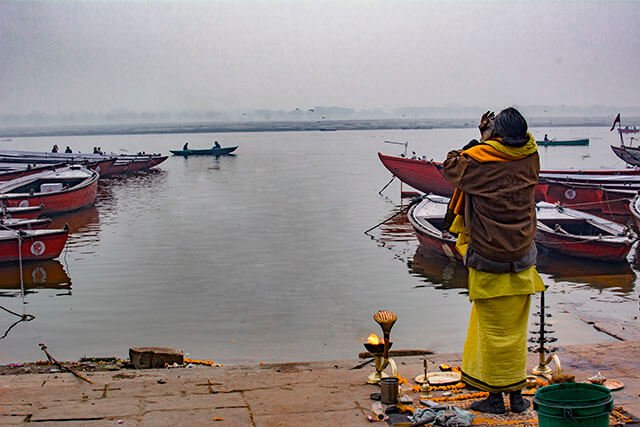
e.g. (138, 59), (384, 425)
(442, 107), (544, 414)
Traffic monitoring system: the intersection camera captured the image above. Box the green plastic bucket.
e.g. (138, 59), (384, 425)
(533, 383), (613, 427)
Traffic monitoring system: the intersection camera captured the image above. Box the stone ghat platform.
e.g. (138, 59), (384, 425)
(1, 341), (638, 426)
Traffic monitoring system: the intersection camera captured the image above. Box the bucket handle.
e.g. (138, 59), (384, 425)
(543, 354), (562, 377)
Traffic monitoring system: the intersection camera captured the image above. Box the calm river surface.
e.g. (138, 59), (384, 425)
(0, 126), (636, 364)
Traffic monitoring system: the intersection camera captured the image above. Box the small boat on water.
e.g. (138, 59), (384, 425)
(407, 195), (461, 261)
(0, 216), (52, 230)
(407, 195), (636, 263)
(170, 146), (238, 156)
(0, 204), (45, 220)
(0, 226), (69, 263)
(0, 162), (68, 182)
(0, 165), (98, 215)
(535, 202), (636, 262)
(609, 114), (640, 166)
(537, 138), (589, 146)
(611, 144), (640, 167)
(0, 150), (166, 177)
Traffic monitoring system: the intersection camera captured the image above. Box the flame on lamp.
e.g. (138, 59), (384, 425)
(367, 333), (383, 345)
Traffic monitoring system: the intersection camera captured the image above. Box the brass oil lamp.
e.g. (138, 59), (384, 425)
(364, 310), (398, 384)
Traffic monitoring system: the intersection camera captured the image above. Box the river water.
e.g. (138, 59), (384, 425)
(0, 126), (636, 364)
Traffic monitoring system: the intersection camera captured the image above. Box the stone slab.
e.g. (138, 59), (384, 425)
(29, 397), (141, 422)
(143, 392), (245, 412)
(139, 407), (251, 427)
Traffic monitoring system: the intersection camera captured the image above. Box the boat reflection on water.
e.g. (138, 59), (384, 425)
(409, 245), (636, 295)
(48, 205), (99, 234)
(48, 205), (101, 254)
(408, 247), (468, 292)
(0, 260), (71, 296)
(537, 249), (636, 295)
(375, 205), (415, 244)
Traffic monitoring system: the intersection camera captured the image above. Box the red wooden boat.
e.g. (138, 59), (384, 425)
(0, 162), (68, 181)
(101, 161), (130, 176)
(1, 204), (45, 219)
(379, 152), (640, 214)
(408, 195), (636, 263)
(0, 226), (69, 263)
(535, 202), (636, 262)
(379, 153), (453, 196)
(117, 154), (168, 173)
(630, 195), (640, 234)
(0, 165), (98, 215)
(0, 217), (52, 230)
(407, 195), (461, 261)
(0, 150), (165, 177)
(536, 180), (633, 216)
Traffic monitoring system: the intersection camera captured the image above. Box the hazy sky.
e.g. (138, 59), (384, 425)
(1, 0), (639, 116)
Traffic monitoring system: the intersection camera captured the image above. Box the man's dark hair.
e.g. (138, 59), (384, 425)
(493, 107), (529, 147)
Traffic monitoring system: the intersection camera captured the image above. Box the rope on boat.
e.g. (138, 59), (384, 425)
(0, 232), (36, 340)
(18, 231), (25, 301)
(559, 196), (633, 209)
(378, 175), (396, 195)
(364, 195), (425, 235)
(364, 206), (410, 235)
(538, 233), (633, 245)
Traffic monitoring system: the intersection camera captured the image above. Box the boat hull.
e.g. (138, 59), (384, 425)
(170, 146), (238, 156)
(0, 163), (67, 182)
(611, 145), (640, 166)
(407, 196), (461, 261)
(0, 228), (69, 263)
(537, 138), (589, 146)
(0, 217), (52, 230)
(0, 150), (165, 176)
(535, 229), (632, 262)
(378, 153), (453, 196)
(408, 196), (636, 263)
(630, 195), (640, 234)
(0, 167), (99, 215)
(535, 202), (635, 262)
(1, 205), (45, 219)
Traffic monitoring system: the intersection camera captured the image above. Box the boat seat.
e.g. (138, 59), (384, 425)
(553, 224), (570, 234)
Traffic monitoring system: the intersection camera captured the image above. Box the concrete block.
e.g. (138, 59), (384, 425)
(129, 347), (183, 369)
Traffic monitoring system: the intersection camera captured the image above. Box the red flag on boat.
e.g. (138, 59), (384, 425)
(610, 113), (621, 131)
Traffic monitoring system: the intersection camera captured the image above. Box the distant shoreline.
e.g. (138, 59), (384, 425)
(0, 116), (632, 139)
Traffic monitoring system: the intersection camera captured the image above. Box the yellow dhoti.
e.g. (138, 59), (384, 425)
(462, 293), (532, 392)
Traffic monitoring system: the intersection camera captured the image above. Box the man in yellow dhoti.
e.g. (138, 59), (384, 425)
(443, 107), (545, 414)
